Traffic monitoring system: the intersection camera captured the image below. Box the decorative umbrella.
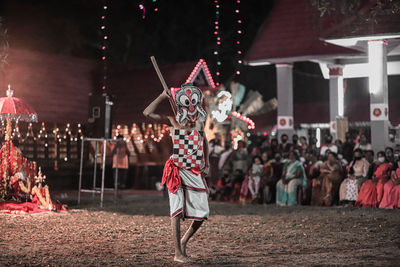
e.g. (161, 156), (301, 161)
(0, 85), (37, 140)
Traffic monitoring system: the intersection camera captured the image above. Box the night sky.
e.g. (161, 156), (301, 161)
(0, 0), (273, 83)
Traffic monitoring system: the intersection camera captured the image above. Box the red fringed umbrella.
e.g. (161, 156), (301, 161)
(0, 85), (37, 140)
(0, 85), (37, 123)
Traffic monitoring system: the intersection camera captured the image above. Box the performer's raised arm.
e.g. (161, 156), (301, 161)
(143, 89), (173, 125)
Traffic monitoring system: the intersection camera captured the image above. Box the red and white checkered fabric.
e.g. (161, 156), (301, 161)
(172, 129), (204, 169)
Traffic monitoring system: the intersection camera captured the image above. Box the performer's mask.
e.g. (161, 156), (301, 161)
(172, 83), (207, 125)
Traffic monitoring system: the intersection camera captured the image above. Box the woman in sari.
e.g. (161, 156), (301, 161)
(356, 152), (392, 207)
(339, 149), (369, 204)
(312, 152), (342, 206)
(276, 151), (307, 206)
(379, 159), (400, 209)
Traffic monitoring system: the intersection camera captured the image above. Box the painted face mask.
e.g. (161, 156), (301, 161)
(172, 83), (207, 125)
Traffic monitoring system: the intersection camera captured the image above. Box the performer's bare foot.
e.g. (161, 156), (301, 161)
(180, 238), (188, 257)
(174, 254), (190, 263)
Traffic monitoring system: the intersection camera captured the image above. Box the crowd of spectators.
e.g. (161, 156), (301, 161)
(207, 132), (400, 209)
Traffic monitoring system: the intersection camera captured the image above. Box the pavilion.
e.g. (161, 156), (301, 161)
(244, 0), (400, 152)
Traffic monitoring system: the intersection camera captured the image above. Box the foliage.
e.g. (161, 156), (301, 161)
(310, 0), (400, 23)
(0, 17), (8, 70)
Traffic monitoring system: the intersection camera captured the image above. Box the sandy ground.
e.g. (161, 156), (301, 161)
(1, 191), (400, 266)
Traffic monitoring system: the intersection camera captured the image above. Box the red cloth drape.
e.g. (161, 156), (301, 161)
(162, 158), (182, 194)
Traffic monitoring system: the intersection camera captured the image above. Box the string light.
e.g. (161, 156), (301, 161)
(234, 0), (243, 77)
(185, 59), (216, 88)
(213, 0), (221, 86)
(231, 111), (255, 130)
(100, 0), (109, 91)
(139, 4), (146, 19)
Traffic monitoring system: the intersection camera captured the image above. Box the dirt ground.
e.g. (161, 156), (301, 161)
(1, 191), (400, 266)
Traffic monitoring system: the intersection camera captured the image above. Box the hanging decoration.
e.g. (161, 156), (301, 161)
(234, 0), (243, 76)
(213, 0), (221, 86)
(100, 0), (109, 91)
(139, 4), (146, 19)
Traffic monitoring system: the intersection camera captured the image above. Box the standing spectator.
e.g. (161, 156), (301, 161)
(231, 141), (248, 174)
(299, 136), (308, 156)
(111, 135), (130, 189)
(385, 147), (395, 165)
(279, 134), (292, 158)
(292, 134), (300, 151)
(248, 156), (264, 200)
(218, 142), (233, 172)
(208, 137), (223, 186)
(320, 134), (338, 157)
(276, 151), (307, 206)
(339, 149), (369, 204)
(342, 133), (355, 163)
(353, 133), (372, 152)
(269, 138), (280, 158)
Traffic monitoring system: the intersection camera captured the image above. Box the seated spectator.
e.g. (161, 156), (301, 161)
(379, 159), (400, 209)
(353, 133), (372, 152)
(306, 152), (323, 205)
(312, 152), (343, 206)
(213, 169), (234, 201)
(276, 151), (307, 206)
(339, 149), (370, 204)
(261, 152), (282, 204)
(247, 156), (264, 200)
(364, 150), (376, 179)
(320, 134), (338, 156)
(356, 153), (392, 208)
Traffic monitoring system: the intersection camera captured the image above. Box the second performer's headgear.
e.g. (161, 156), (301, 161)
(172, 83), (207, 125)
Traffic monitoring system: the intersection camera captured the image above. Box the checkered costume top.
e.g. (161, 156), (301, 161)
(172, 129), (204, 169)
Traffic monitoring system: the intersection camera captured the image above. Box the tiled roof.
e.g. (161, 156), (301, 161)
(245, 0), (359, 63)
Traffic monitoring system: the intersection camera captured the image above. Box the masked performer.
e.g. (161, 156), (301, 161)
(143, 83), (209, 263)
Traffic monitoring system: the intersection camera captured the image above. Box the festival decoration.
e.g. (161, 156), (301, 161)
(234, 0), (243, 76)
(100, 1), (109, 91)
(211, 90), (232, 123)
(185, 59), (216, 89)
(213, 0), (221, 86)
(231, 111), (255, 130)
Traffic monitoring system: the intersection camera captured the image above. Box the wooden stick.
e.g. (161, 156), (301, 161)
(150, 56), (177, 116)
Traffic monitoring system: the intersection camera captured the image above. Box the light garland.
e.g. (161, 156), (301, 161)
(231, 111), (255, 130)
(213, 0), (221, 86)
(100, 0), (109, 91)
(185, 59), (216, 88)
(114, 123), (168, 144)
(234, 0), (243, 76)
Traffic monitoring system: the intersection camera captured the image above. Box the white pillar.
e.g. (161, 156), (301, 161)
(368, 40), (389, 152)
(328, 65), (344, 140)
(276, 63), (295, 139)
